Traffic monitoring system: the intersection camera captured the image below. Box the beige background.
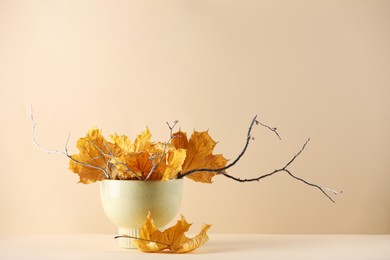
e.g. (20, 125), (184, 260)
(0, 0), (389, 234)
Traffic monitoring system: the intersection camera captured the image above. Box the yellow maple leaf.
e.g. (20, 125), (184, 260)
(110, 133), (133, 154)
(109, 154), (143, 180)
(161, 148), (186, 181)
(115, 152), (151, 179)
(69, 128), (121, 184)
(133, 212), (211, 253)
(111, 127), (151, 154)
(172, 130), (228, 183)
(134, 128), (152, 152)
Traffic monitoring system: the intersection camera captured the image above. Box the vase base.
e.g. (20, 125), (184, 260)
(117, 227), (140, 249)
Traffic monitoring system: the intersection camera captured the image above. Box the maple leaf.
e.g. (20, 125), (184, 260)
(69, 128), (121, 184)
(133, 212), (211, 253)
(110, 134), (132, 154)
(172, 130), (228, 183)
(111, 128), (152, 154)
(134, 128), (152, 152)
(110, 128), (156, 180)
(171, 130), (188, 149)
(111, 146), (157, 180)
(161, 148), (186, 181)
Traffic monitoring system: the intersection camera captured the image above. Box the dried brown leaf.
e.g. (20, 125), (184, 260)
(134, 212), (211, 253)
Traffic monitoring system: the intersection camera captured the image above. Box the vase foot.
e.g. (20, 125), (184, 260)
(117, 227), (140, 249)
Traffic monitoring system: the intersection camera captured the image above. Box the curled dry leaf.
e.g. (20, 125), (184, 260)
(129, 212), (211, 253)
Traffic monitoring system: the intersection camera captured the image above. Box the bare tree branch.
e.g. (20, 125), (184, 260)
(217, 139), (342, 203)
(30, 105), (111, 179)
(176, 115), (341, 203)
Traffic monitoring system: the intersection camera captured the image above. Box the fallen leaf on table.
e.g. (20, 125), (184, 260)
(118, 212), (211, 253)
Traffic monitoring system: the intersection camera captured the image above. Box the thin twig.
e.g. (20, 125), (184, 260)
(144, 120), (178, 181)
(114, 235), (171, 247)
(30, 105), (110, 179)
(284, 138), (310, 168)
(255, 119), (281, 140)
(216, 139), (311, 183)
(145, 153), (159, 180)
(64, 133), (71, 154)
(86, 140), (112, 178)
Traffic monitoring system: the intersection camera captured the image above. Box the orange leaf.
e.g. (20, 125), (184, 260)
(161, 148), (186, 181)
(134, 212), (211, 253)
(134, 128), (152, 152)
(172, 130), (228, 183)
(110, 133), (132, 154)
(171, 130), (189, 150)
(69, 128), (121, 184)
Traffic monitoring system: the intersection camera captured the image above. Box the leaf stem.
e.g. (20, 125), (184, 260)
(114, 235), (171, 247)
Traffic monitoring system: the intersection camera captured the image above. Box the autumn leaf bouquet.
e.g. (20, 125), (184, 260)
(69, 127), (227, 184)
(67, 126), (227, 253)
(32, 110), (340, 253)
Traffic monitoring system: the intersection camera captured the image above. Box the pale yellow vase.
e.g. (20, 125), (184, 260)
(100, 179), (184, 248)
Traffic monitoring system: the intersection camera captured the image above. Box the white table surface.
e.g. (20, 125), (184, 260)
(1, 234), (389, 260)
